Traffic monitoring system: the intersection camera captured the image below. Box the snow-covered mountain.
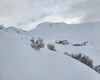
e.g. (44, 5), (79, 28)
(26, 22), (100, 65)
(0, 25), (26, 34)
(0, 25), (7, 31)
(26, 22), (100, 42)
(0, 21), (100, 80)
(6, 26), (26, 34)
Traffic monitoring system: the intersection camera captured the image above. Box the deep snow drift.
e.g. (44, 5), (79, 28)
(0, 22), (100, 80)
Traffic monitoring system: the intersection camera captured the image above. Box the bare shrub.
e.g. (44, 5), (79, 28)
(94, 65), (100, 73)
(64, 53), (94, 68)
(47, 44), (56, 51)
(64, 52), (100, 74)
(80, 55), (93, 68)
(31, 37), (44, 50)
(17, 31), (19, 33)
(64, 52), (69, 55)
(30, 37), (35, 43)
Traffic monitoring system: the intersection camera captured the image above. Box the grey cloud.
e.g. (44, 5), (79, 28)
(65, 0), (100, 22)
(0, 0), (100, 29)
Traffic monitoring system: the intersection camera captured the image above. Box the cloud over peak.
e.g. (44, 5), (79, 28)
(0, 0), (100, 30)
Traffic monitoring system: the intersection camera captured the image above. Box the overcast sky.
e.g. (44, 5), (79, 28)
(0, 0), (100, 30)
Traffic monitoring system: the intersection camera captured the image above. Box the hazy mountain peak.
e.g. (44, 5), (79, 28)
(36, 22), (68, 28)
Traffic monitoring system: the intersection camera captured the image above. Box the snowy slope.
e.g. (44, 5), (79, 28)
(0, 25), (7, 31)
(26, 22), (100, 65)
(26, 22), (100, 41)
(0, 25), (26, 34)
(0, 28), (100, 80)
(6, 26), (26, 34)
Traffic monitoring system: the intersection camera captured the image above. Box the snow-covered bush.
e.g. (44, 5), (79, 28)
(31, 37), (44, 50)
(47, 44), (56, 51)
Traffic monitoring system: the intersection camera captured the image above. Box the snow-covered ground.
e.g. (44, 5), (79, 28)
(0, 22), (100, 80)
(27, 22), (100, 65)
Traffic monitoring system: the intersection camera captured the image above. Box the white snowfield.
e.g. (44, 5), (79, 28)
(27, 22), (100, 65)
(0, 22), (100, 80)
